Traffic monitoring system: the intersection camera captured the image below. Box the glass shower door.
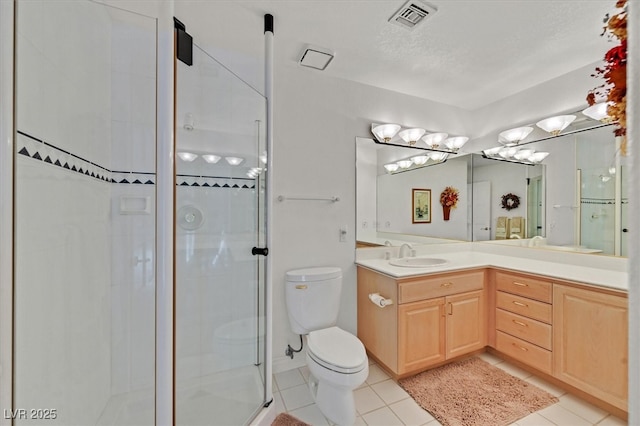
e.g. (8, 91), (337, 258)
(175, 43), (267, 425)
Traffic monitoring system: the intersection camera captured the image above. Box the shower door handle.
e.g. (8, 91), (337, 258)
(252, 247), (269, 256)
(622, 228), (629, 233)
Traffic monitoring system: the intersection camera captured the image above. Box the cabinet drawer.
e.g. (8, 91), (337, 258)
(496, 331), (552, 374)
(398, 270), (484, 304)
(496, 291), (552, 323)
(495, 271), (552, 303)
(496, 309), (552, 350)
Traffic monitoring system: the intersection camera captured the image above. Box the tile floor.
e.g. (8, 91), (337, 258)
(272, 352), (627, 426)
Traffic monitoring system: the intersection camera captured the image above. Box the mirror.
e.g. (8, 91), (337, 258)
(356, 124), (626, 256)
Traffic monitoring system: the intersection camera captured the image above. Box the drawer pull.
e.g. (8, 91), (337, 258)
(512, 320), (528, 327)
(512, 343), (528, 352)
(512, 301), (528, 307)
(441, 282), (453, 288)
(448, 302), (453, 315)
(513, 281), (529, 287)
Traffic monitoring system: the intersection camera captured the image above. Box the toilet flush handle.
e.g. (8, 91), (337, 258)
(295, 285), (307, 290)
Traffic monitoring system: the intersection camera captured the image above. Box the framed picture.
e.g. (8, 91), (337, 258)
(412, 188), (431, 223)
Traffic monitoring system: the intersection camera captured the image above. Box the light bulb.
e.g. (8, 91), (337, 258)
(396, 159), (413, 169)
(411, 155), (429, 165)
(536, 115), (576, 136)
(225, 156), (244, 166)
(421, 133), (448, 149)
(384, 163), (399, 173)
(202, 154), (221, 164)
(372, 124), (401, 142)
(177, 152), (197, 162)
(399, 128), (426, 146)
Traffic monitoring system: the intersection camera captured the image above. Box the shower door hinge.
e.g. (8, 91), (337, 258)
(174, 17), (193, 66)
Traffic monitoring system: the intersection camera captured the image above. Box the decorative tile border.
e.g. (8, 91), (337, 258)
(581, 197), (629, 205)
(17, 131), (257, 189)
(176, 175), (255, 189)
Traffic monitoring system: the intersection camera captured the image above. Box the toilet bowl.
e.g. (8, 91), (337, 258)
(305, 327), (368, 425)
(285, 267), (369, 425)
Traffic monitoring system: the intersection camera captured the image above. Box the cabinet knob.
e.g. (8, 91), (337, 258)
(441, 282), (453, 288)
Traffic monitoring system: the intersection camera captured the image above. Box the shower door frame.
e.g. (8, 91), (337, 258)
(0, 1), (15, 424)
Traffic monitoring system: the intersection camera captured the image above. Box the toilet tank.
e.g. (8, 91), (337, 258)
(285, 267), (342, 335)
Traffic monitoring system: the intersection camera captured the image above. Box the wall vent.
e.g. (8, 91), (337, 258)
(389, 0), (437, 30)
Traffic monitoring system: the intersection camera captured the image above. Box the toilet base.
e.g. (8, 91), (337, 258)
(314, 375), (356, 425)
(306, 353), (368, 426)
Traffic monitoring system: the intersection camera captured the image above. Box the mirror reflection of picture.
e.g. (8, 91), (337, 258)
(412, 189), (431, 223)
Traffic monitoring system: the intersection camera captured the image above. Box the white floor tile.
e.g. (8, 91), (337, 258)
(273, 391), (286, 415)
(280, 383), (314, 411)
(476, 352), (503, 365)
(361, 406), (404, 426)
(354, 416), (367, 426)
(514, 412), (556, 425)
(598, 414), (628, 425)
(354, 386), (386, 415)
(298, 365), (311, 383)
(366, 364), (391, 385)
(492, 361), (532, 380)
(558, 393), (609, 424)
(289, 404), (330, 426)
(371, 379), (410, 405)
(388, 397), (435, 426)
(274, 369), (305, 390)
(524, 375), (566, 397)
(538, 403), (592, 426)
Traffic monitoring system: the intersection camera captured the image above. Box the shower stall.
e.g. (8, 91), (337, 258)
(2, 1), (271, 424)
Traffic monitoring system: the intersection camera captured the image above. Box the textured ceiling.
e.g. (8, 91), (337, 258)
(183, 0), (615, 110)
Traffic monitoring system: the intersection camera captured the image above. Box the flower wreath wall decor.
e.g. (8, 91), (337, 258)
(501, 193), (520, 211)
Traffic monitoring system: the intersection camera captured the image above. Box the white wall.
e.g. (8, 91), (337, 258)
(473, 162), (528, 240)
(377, 159), (469, 240)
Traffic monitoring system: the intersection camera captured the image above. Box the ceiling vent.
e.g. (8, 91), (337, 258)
(389, 0), (437, 30)
(298, 44), (335, 71)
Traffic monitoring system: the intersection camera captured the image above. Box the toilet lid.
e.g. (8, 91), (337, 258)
(307, 327), (367, 371)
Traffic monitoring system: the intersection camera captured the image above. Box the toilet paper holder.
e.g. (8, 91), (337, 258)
(368, 293), (393, 308)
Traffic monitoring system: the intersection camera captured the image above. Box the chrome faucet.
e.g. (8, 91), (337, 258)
(399, 243), (413, 258)
(529, 235), (545, 247)
(510, 234), (521, 239)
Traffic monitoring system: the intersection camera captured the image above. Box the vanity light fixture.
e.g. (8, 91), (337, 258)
(444, 136), (469, 151)
(202, 154), (221, 164)
(582, 102), (611, 122)
(498, 147), (518, 159)
(398, 128), (426, 146)
(536, 115), (576, 136)
(247, 167), (264, 178)
(372, 124), (401, 142)
(384, 163), (399, 173)
(513, 148), (535, 161)
(411, 155), (429, 165)
(421, 132), (448, 149)
(225, 156), (244, 166)
(177, 151), (198, 162)
(498, 126), (534, 146)
(429, 152), (448, 162)
(528, 151), (549, 163)
(396, 159), (413, 169)
(483, 146), (549, 165)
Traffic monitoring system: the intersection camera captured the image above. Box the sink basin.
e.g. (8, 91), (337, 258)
(389, 257), (448, 267)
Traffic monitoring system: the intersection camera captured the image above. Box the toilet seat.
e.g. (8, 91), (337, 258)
(307, 327), (367, 374)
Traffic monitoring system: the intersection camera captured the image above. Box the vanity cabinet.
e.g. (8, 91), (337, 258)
(493, 270), (553, 374)
(553, 284), (628, 412)
(357, 266), (485, 377)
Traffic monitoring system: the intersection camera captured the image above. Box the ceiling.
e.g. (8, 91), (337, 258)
(182, 0), (615, 111)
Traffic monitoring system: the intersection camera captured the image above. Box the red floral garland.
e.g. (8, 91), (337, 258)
(587, 0), (627, 149)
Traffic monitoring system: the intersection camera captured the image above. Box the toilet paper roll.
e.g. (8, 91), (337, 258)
(369, 293), (393, 308)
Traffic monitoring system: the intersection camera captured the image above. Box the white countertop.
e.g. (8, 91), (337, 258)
(355, 243), (628, 292)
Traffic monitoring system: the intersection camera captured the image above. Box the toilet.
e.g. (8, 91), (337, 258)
(285, 267), (368, 426)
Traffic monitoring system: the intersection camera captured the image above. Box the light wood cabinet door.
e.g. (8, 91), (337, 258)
(553, 285), (628, 412)
(398, 298), (446, 374)
(446, 290), (486, 359)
